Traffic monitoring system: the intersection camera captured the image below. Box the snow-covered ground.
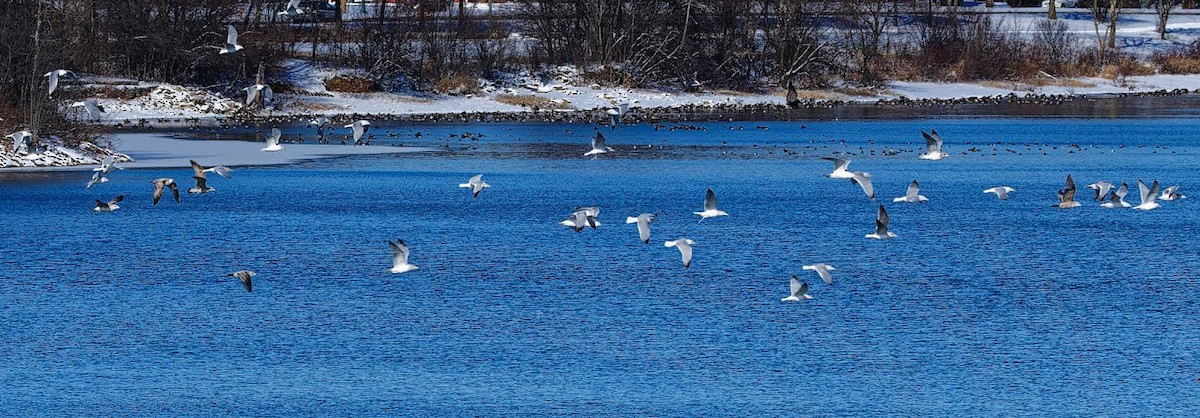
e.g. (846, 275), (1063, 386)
(0, 134), (434, 172)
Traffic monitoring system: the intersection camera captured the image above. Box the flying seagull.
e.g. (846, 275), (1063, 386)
(850, 171), (874, 200)
(44, 69), (76, 96)
(188, 160), (232, 194)
(802, 263), (836, 285)
(893, 180), (929, 203)
(150, 178), (181, 205)
(93, 195), (124, 212)
(865, 204), (896, 240)
(86, 155), (122, 189)
(262, 127), (283, 152)
(694, 188), (728, 221)
(1086, 181), (1114, 202)
(388, 239), (418, 274)
(820, 156), (855, 179)
(560, 206), (600, 232)
(5, 131), (32, 154)
(919, 130), (947, 161)
(71, 99), (106, 120)
(243, 82), (273, 108)
(1134, 179), (1161, 211)
(625, 213), (656, 244)
(584, 131), (614, 157)
(345, 120), (370, 145)
(605, 102), (629, 131)
(278, 0), (304, 18)
(1053, 174), (1080, 208)
(1100, 182), (1131, 208)
(664, 238), (695, 268)
(219, 25), (243, 54)
(458, 174), (490, 199)
(983, 186), (1015, 201)
(781, 276), (812, 301)
(1160, 185), (1186, 201)
(228, 270), (255, 292)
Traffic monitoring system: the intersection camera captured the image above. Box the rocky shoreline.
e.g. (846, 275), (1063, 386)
(96, 88), (1200, 131)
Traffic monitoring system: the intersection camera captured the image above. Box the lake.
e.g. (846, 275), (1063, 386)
(2, 116), (1199, 416)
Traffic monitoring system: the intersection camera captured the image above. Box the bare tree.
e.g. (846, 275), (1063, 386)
(1156, 0), (1180, 40)
(844, 0), (896, 85)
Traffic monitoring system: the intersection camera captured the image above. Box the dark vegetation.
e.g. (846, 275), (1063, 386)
(2, 0), (1199, 143)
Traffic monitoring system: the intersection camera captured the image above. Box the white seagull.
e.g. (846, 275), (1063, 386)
(345, 120), (370, 145)
(93, 195), (124, 212)
(150, 178), (181, 206)
(919, 130), (947, 160)
(560, 206), (600, 232)
(802, 263), (836, 285)
(228, 270), (256, 292)
(278, 0), (304, 17)
(781, 276), (813, 301)
(664, 238), (695, 268)
(219, 25), (243, 54)
(983, 186), (1015, 201)
(605, 102), (629, 130)
(625, 213), (656, 244)
(71, 99), (106, 120)
(694, 188), (729, 221)
(1160, 185), (1186, 201)
(1086, 181), (1114, 202)
(850, 171), (875, 200)
(893, 180), (929, 203)
(86, 155), (123, 189)
(388, 239), (418, 274)
(584, 131), (614, 157)
(458, 174), (490, 199)
(865, 204), (896, 240)
(820, 156), (855, 179)
(243, 83), (273, 107)
(262, 127), (284, 152)
(6, 130), (32, 154)
(44, 69), (75, 96)
(1053, 174), (1081, 208)
(1100, 182), (1132, 208)
(1134, 179), (1161, 211)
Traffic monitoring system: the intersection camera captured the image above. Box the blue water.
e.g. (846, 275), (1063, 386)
(3, 118), (1200, 416)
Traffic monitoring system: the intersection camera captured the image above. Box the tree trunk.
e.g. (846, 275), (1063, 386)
(1049, 1), (1057, 19)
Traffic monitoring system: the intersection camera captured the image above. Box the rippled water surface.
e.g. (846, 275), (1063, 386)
(3, 118), (1200, 416)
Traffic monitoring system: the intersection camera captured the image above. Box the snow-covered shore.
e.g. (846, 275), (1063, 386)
(0, 134), (434, 173)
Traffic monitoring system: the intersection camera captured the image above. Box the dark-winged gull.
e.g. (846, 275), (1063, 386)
(865, 204), (896, 239)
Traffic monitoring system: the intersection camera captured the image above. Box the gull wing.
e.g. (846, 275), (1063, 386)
(704, 188), (718, 211)
(906, 180), (920, 200)
(636, 215), (653, 243)
(267, 128), (282, 147)
(850, 172), (874, 199)
(922, 130), (943, 153)
(875, 205), (890, 235)
(592, 132), (607, 151)
(389, 240), (410, 266)
(821, 156), (850, 172)
(226, 25), (239, 47)
(194, 175), (208, 190)
(190, 160), (205, 178)
(152, 180), (165, 205)
(815, 267), (833, 285)
(169, 182), (180, 203)
(790, 276), (801, 297)
(677, 241), (693, 268)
